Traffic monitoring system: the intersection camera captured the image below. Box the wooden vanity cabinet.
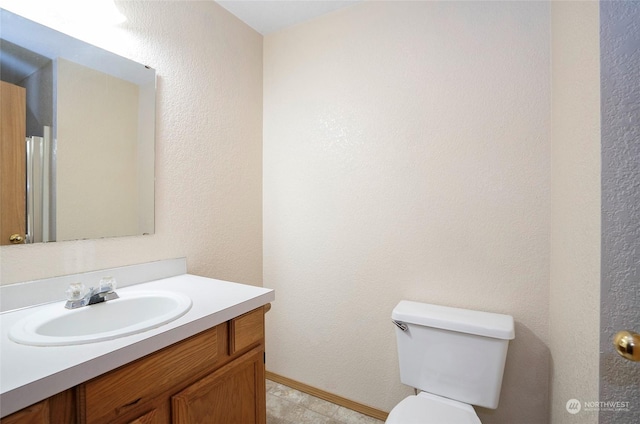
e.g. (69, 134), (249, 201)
(0, 390), (75, 424)
(3, 306), (267, 424)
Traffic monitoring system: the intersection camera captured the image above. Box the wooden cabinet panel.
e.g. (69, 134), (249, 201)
(49, 390), (76, 424)
(80, 324), (221, 424)
(2, 389), (75, 424)
(1, 400), (49, 424)
(126, 408), (159, 424)
(229, 307), (264, 355)
(105, 396), (170, 424)
(172, 346), (266, 424)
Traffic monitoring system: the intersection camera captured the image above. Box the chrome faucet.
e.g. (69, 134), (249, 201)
(65, 277), (119, 309)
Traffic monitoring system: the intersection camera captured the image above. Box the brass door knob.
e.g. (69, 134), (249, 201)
(613, 330), (640, 362)
(9, 234), (24, 244)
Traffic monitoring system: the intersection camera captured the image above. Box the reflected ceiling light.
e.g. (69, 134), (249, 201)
(0, 0), (126, 26)
(53, 0), (126, 25)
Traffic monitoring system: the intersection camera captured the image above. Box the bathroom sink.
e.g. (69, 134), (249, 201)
(9, 290), (192, 346)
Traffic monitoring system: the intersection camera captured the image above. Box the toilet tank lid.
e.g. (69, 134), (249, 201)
(392, 301), (515, 340)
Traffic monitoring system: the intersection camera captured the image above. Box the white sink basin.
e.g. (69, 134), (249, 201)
(9, 290), (192, 346)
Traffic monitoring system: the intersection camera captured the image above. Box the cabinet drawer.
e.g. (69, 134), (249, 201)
(80, 324), (222, 424)
(229, 307), (264, 355)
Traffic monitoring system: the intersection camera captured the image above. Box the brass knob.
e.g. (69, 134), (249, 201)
(9, 234), (24, 244)
(613, 330), (640, 362)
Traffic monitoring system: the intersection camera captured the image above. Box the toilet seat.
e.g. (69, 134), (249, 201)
(386, 392), (482, 424)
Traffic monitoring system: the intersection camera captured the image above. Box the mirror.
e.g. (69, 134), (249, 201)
(0, 8), (155, 245)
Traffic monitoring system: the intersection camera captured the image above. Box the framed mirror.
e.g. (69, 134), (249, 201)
(0, 8), (155, 245)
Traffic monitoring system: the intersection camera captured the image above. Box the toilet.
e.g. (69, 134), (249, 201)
(387, 300), (515, 424)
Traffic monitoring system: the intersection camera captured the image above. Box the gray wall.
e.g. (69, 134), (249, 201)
(600, 1), (640, 422)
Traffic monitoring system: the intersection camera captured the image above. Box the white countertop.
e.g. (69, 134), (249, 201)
(0, 274), (274, 418)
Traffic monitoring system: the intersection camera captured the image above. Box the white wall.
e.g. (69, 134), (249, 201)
(0, 1), (263, 287)
(264, 2), (551, 423)
(549, 2), (601, 423)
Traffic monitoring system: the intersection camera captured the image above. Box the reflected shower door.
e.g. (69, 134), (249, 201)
(26, 126), (54, 243)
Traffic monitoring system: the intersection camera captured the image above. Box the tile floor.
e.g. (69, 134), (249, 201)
(266, 380), (385, 424)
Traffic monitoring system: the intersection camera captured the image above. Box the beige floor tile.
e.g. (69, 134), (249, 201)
(267, 393), (306, 423)
(333, 406), (385, 424)
(266, 380), (385, 424)
(267, 415), (293, 424)
(270, 382), (309, 404)
(266, 379), (278, 392)
(299, 408), (343, 424)
(300, 395), (340, 418)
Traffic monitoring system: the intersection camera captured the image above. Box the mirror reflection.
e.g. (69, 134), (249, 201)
(0, 8), (155, 246)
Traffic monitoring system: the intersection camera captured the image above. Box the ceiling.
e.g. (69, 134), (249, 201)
(215, 0), (361, 35)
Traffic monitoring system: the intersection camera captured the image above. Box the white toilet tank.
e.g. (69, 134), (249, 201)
(392, 301), (515, 409)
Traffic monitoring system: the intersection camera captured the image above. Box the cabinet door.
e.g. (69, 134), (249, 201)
(0, 81), (27, 246)
(172, 347), (265, 424)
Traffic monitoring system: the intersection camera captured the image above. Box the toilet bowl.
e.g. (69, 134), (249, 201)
(387, 300), (515, 424)
(386, 392), (481, 424)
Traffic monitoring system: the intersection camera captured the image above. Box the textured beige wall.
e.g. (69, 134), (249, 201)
(549, 3), (601, 423)
(0, 1), (263, 286)
(264, 2), (551, 423)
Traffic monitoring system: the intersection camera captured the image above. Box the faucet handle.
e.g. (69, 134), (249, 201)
(65, 283), (87, 301)
(99, 276), (117, 292)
